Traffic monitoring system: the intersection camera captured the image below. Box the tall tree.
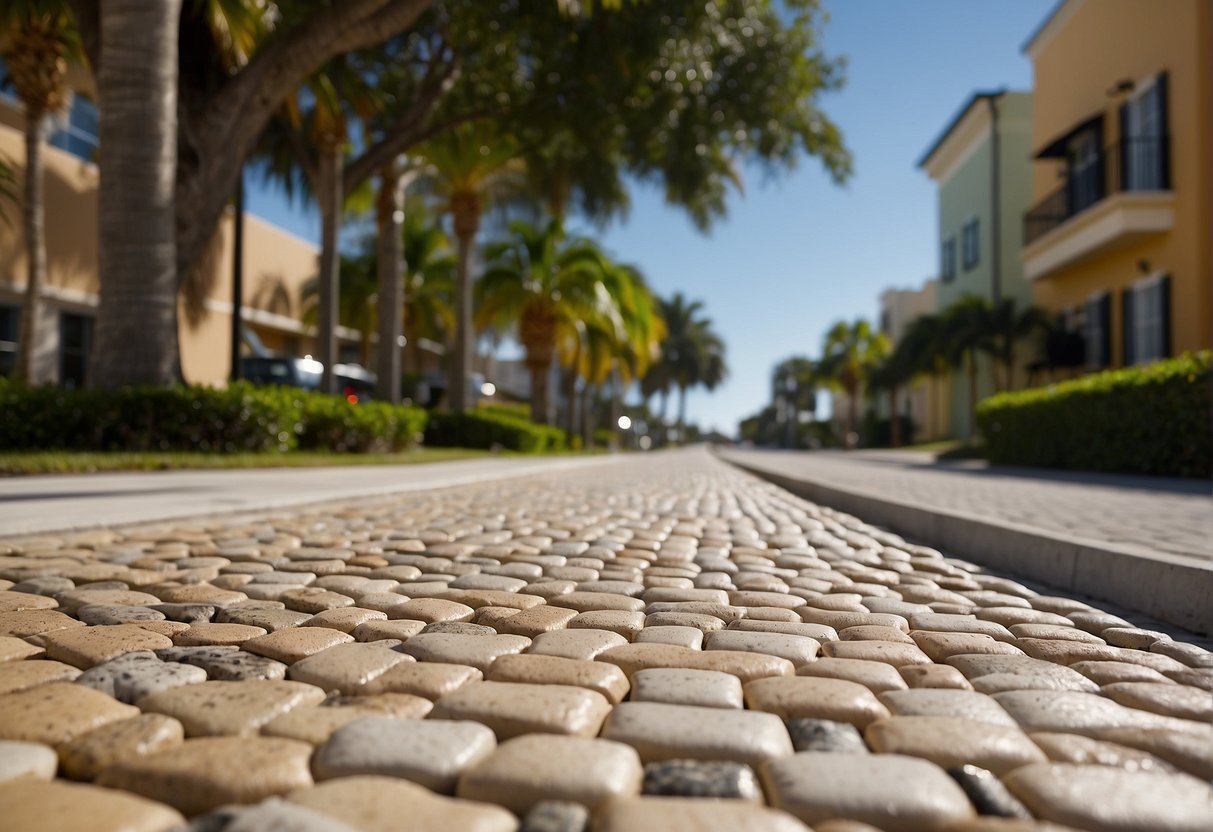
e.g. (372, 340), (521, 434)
(88, 0), (183, 387)
(653, 293), (728, 437)
(419, 122), (525, 412)
(941, 295), (996, 439)
(817, 319), (889, 449)
(475, 219), (613, 424)
(986, 298), (1048, 392)
(1, 0), (81, 383)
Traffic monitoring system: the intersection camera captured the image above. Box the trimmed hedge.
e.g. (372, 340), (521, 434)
(0, 380), (427, 454)
(975, 351), (1212, 478)
(425, 409), (566, 453)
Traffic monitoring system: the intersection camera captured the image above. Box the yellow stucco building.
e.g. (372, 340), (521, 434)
(0, 69), (361, 388)
(1021, 0), (1213, 369)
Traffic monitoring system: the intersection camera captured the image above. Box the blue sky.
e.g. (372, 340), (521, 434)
(246, 0), (1056, 434)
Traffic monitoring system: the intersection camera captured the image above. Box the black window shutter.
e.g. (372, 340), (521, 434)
(1159, 274), (1172, 357)
(1100, 293), (1112, 368)
(1157, 72), (1170, 188)
(1121, 287), (1135, 366)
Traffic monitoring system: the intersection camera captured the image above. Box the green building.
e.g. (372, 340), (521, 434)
(918, 90), (1035, 440)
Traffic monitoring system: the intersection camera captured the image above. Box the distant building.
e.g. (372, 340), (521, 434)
(1020, 0), (1212, 368)
(877, 280), (948, 442)
(919, 90), (1036, 439)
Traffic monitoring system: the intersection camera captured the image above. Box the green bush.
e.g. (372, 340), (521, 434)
(0, 380), (427, 454)
(425, 409), (566, 453)
(975, 351), (1212, 478)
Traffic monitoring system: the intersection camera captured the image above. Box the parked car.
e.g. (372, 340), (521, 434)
(240, 356), (377, 403)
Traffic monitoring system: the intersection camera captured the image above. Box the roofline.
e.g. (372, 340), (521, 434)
(916, 89), (1007, 170)
(1021, 0), (1073, 56)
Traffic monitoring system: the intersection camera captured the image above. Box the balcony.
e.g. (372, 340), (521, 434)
(1022, 137), (1174, 280)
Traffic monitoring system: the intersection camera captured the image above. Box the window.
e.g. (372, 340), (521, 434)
(59, 312), (94, 389)
(940, 236), (957, 283)
(1120, 73), (1168, 191)
(962, 217), (980, 270)
(1083, 293), (1110, 370)
(0, 305), (18, 377)
(1123, 275), (1170, 365)
(1066, 125), (1104, 214)
(48, 94), (99, 163)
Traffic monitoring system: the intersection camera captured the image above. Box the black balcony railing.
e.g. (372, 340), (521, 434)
(1023, 136), (1171, 245)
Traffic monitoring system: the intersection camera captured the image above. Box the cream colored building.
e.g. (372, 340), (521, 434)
(0, 75), (364, 388)
(878, 280), (948, 442)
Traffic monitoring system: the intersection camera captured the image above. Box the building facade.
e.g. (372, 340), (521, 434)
(0, 67), (361, 388)
(1020, 0), (1213, 370)
(919, 90), (1036, 439)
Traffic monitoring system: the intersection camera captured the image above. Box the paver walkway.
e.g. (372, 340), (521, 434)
(0, 448), (1210, 831)
(721, 449), (1213, 564)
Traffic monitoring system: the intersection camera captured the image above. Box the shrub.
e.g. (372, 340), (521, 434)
(975, 351), (1212, 478)
(425, 409), (566, 453)
(0, 380), (427, 454)
(297, 397), (428, 453)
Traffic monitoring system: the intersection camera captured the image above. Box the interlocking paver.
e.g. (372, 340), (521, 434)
(0, 448), (1209, 828)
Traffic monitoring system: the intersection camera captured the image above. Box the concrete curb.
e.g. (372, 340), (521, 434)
(722, 454), (1213, 636)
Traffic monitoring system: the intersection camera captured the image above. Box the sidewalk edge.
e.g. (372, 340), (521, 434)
(723, 455), (1213, 636)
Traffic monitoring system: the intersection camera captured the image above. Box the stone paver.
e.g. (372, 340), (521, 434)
(0, 448), (1210, 828)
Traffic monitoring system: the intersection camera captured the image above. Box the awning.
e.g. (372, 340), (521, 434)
(1034, 112), (1104, 159)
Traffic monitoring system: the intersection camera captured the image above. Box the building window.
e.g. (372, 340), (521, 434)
(1083, 293), (1110, 370)
(48, 94), (99, 163)
(1066, 125), (1104, 215)
(961, 217), (980, 270)
(0, 305), (18, 378)
(1120, 73), (1168, 192)
(940, 236), (956, 283)
(59, 312), (94, 388)
(1123, 275), (1170, 365)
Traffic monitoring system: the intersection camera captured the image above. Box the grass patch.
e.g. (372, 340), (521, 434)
(0, 447), (494, 476)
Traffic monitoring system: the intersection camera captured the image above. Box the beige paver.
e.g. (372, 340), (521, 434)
(745, 676), (890, 728)
(59, 713), (184, 780)
(98, 735), (314, 816)
(138, 679), (325, 736)
(457, 734), (642, 813)
(429, 680), (612, 739)
(601, 701), (793, 766)
(287, 775), (518, 832)
(486, 653), (629, 703)
(0, 779), (184, 832)
(0, 681), (138, 746)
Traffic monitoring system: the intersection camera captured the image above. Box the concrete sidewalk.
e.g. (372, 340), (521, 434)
(720, 448), (1213, 635)
(0, 454), (624, 537)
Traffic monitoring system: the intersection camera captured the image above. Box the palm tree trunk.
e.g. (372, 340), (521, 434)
(967, 350), (979, 440)
(450, 197), (479, 414)
(528, 356), (550, 425)
(889, 386), (901, 448)
(90, 0), (183, 388)
(677, 383), (688, 438)
(375, 167), (410, 403)
(315, 140), (342, 394)
(16, 106), (46, 384)
(609, 365), (622, 451)
(562, 365), (578, 437)
(846, 383), (859, 450)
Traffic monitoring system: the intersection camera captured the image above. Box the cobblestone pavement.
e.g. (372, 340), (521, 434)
(722, 449), (1213, 564)
(0, 448), (1211, 832)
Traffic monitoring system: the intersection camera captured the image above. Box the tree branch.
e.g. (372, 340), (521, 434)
(343, 54), (461, 196)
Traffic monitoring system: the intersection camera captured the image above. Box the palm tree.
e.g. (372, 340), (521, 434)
(817, 319), (889, 449)
(475, 219), (613, 424)
(653, 293), (728, 439)
(1, 0), (81, 383)
(419, 122), (525, 412)
(89, 0), (183, 387)
(941, 295), (996, 439)
(986, 298), (1049, 392)
(401, 201), (456, 375)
